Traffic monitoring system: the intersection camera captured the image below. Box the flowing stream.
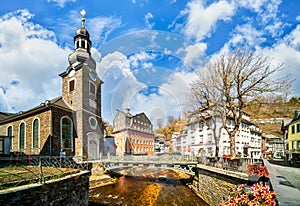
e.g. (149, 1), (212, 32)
(89, 167), (208, 206)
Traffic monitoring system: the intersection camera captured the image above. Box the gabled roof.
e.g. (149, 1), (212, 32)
(0, 96), (72, 124)
(290, 110), (300, 124)
(0, 112), (16, 121)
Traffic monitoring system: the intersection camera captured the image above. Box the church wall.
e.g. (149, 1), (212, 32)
(51, 108), (74, 156)
(62, 71), (83, 110)
(0, 110), (51, 155)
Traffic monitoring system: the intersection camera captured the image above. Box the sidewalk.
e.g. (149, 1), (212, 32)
(263, 159), (300, 206)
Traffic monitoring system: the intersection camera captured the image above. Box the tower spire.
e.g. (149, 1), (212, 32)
(80, 10), (86, 28)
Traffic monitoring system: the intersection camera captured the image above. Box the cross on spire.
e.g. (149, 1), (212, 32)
(80, 10), (86, 28)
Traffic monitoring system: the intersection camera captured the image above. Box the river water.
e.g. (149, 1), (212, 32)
(89, 167), (208, 206)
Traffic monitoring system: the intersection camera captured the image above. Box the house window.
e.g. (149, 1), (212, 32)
(292, 125), (295, 134)
(297, 124), (300, 133)
(69, 79), (75, 92)
(7, 126), (12, 150)
(61, 117), (73, 149)
(89, 81), (96, 95)
(19, 122), (25, 149)
(292, 141), (296, 149)
(32, 119), (39, 149)
(207, 133), (212, 143)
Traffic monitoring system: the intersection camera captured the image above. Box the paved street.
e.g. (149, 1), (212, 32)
(264, 159), (300, 206)
(268, 162), (300, 191)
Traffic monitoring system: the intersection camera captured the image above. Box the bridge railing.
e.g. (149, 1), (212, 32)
(101, 154), (197, 164)
(101, 155), (262, 173)
(198, 156), (263, 173)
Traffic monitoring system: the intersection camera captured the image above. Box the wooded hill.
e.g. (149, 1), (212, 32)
(155, 100), (300, 139)
(246, 101), (300, 137)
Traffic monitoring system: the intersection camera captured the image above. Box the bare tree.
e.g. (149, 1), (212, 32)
(190, 49), (292, 157)
(156, 118), (164, 128)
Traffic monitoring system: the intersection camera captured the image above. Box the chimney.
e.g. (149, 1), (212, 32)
(294, 110), (300, 119)
(125, 108), (131, 115)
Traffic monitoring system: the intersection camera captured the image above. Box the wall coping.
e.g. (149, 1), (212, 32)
(0, 170), (90, 195)
(197, 164), (248, 180)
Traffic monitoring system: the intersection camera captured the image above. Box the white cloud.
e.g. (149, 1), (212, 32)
(228, 24), (266, 47)
(144, 12), (155, 30)
(182, 0), (236, 41)
(87, 16), (122, 46)
(238, 0), (269, 12)
(97, 51), (146, 123)
(183, 42), (207, 67)
(0, 10), (70, 112)
(96, 49), (197, 125)
(128, 51), (156, 69)
(47, 0), (76, 7)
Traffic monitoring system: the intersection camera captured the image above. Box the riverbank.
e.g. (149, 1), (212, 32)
(89, 174), (118, 189)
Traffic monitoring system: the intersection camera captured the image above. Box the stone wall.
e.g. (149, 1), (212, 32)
(0, 110), (52, 155)
(0, 170), (90, 206)
(191, 165), (248, 205)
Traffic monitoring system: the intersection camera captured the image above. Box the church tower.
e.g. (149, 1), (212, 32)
(59, 10), (104, 160)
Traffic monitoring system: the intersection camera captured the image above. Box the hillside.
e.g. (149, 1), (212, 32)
(246, 101), (300, 137)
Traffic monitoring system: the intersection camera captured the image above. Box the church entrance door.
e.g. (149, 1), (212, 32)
(87, 132), (100, 160)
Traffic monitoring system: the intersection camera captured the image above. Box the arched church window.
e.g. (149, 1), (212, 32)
(33, 119), (39, 149)
(19, 122), (25, 149)
(61, 117), (73, 149)
(7, 126), (13, 150)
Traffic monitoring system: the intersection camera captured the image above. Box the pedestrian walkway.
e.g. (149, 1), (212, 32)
(264, 159), (300, 206)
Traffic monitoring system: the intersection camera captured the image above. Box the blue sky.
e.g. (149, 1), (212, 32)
(0, 0), (299, 127)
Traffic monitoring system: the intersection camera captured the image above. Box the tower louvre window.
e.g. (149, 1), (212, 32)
(82, 40), (86, 49)
(89, 81), (96, 95)
(69, 79), (75, 92)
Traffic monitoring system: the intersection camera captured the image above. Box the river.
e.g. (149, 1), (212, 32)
(89, 167), (208, 206)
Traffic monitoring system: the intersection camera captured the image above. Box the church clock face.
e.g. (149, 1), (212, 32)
(89, 70), (97, 81)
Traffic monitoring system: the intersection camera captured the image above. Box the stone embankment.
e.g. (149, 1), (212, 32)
(190, 164), (248, 205)
(89, 161), (119, 188)
(89, 174), (118, 188)
(0, 170), (91, 206)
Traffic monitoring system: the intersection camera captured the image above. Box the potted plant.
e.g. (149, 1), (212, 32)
(247, 164), (269, 183)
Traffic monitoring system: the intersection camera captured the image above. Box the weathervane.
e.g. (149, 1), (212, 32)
(80, 9), (86, 28)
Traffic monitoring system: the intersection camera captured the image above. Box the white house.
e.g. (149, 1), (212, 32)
(186, 107), (262, 158)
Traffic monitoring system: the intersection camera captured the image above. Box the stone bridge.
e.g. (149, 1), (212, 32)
(100, 155), (198, 175)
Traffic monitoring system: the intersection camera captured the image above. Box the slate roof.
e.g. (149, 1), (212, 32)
(0, 96), (72, 124)
(0, 112), (16, 121)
